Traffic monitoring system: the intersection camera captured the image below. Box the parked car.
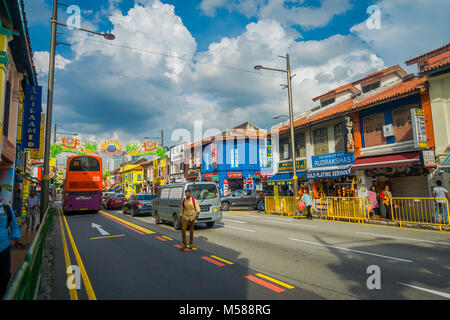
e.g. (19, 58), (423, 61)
(102, 192), (114, 208)
(104, 193), (126, 210)
(152, 182), (222, 230)
(221, 189), (263, 211)
(123, 193), (154, 217)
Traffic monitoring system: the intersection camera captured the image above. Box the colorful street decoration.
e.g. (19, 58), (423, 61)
(49, 138), (167, 160)
(100, 140), (123, 156)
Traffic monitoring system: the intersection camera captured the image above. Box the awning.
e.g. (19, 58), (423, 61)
(351, 152), (421, 170)
(110, 184), (119, 191)
(267, 172), (305, 182)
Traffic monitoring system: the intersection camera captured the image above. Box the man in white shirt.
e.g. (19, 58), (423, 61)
(432, 180), (449, 224)
(26, 190), (40, 231)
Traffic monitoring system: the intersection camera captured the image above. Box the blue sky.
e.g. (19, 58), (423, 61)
(24, 0), (450, 147)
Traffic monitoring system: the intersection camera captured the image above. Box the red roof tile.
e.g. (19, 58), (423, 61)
(312, 83), (360, 102)
(405, 43), (450, 65)
(351, 65), (407, 86)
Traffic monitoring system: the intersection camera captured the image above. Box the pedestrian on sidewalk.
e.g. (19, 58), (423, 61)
(432, 180), (449, 224)
(367, 185), (380, 217)
(0, 200), (24, 298)
(180, 189), (200, 250)
(382, 185), (393, 220)
(25, 190), (40, 231)
(302, 189), (313, 220)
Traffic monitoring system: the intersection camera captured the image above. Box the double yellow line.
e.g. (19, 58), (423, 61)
(58, 208), (96, 300)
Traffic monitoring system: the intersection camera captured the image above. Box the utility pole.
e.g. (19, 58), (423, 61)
(286, 53), (298, 197)
(41, 0), (58, 218)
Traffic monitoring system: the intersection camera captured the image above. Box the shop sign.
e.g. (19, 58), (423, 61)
(343, 116), (355, 153)
(278, 160), (306, 173)
(254, 172), (274, 179)
(203, 173), (218, 181)
(312, 152), (354, 168)
(227, 172), (242, 179)
(22, 85), (43, 149)
(211, 144), (217, 168)
(383, 124), (394, 137)
(25, 151), (32, 174)
(411, 108), (428, 149)
(267, 180), (292, 186)
(306, 167), (351, 180)
(29, 113), (45, 159)
(421, 150), (436, 167)
(266, 140), (273, 167)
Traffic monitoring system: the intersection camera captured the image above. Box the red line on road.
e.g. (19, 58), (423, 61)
(201, 256), (225, 267)
(99, 213), (145, 235)
(244, 275), (285, 293)
(174, 244), (191, 251)
(155, 236), (167, 242)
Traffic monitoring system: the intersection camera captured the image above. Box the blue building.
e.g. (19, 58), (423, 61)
(201, 123), (273, 196)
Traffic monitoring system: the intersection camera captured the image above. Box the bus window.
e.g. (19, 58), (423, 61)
(69, 156), (100, 171)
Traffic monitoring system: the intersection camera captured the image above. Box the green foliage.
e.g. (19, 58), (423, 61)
(50, 144), (63, 158)
(83, 141), (98, 151)
(126, 143), (139, 153)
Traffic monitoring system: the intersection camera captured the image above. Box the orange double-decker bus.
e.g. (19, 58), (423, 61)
(63, 155), (103, 213)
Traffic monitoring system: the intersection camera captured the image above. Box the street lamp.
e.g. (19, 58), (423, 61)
(41, 0), (115, 217)
(254, 53), (299, 197)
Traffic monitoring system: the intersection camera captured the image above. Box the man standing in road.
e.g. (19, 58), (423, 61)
(180, 189), (200, 250)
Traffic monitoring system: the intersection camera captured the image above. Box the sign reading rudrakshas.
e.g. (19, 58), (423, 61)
(22, 85), (42, 149)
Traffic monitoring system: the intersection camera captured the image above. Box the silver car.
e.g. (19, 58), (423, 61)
(152, 182), (222, 230)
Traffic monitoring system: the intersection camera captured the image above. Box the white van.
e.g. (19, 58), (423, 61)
(152, 182), (222, 230)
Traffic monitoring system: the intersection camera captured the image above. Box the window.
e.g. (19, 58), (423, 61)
(295, 133), (306, 158)
(362, 81), (380, 93)
(69, 156), (100, 171)
(279, 137), (291, 160)
(321, 98), (335, 108)
(169, 187), (183, 199)
(136, 194), (154, 201)
(334, 123), (345, 152)
(363, 113), (386, 147)
(313, 128), (329, 155)
(393, 105), (415, 142)
(160, 188), (170, 199)
(187, 184), (218, 199)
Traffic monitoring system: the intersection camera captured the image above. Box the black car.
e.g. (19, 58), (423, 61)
(221, 190), (263, 211)
(122, 193), (154, 217)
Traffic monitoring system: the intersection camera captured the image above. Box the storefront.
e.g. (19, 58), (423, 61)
(351, 151), (431, 197)
(306, 152), (356, 198)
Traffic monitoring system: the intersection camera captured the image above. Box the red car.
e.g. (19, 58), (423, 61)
(105, 193), (126, 210)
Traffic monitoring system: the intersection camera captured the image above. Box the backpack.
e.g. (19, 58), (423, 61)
(182, 197), (196, 208)
(3, 204), (12, 229)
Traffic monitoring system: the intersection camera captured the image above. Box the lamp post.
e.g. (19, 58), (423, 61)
(255, 53), (298, 197)
(41, 0), (115, 217)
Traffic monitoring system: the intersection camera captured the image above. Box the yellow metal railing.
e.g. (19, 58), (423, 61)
(319, 197), (369, 223)
(390, 197), (449, 230)
(264, 196), (299, 216)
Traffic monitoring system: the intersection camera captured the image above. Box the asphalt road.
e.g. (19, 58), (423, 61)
(52, 202), (450, 300)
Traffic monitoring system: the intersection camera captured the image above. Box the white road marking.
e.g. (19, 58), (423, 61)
(356, 232), (450, 246)
(288, 238), (413, 263)
(397, 283), (450, 299)
(242, 215), (318, 228)
(222, 218), (248, 224)
(217, 223), (255, 233)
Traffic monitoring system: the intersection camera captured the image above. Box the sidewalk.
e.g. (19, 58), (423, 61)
(9, 225), (37, 282)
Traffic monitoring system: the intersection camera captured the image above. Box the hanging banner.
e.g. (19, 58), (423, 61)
(29, 113), (45, 159)
(22, 85), (42, 149)
(343, 116), (355, 153)
(411, 108), (428, 149)
(211, 143), (217, 168)
(61, 137), (80, 150)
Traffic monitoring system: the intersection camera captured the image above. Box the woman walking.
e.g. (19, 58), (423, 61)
(367, 185), (379, 217)
(382, 185), (393, 220)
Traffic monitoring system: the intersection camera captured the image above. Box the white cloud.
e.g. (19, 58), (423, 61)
(199, 0), (352, 29)
(350, 0), (450, 69)
(33, 51), (71, 77)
